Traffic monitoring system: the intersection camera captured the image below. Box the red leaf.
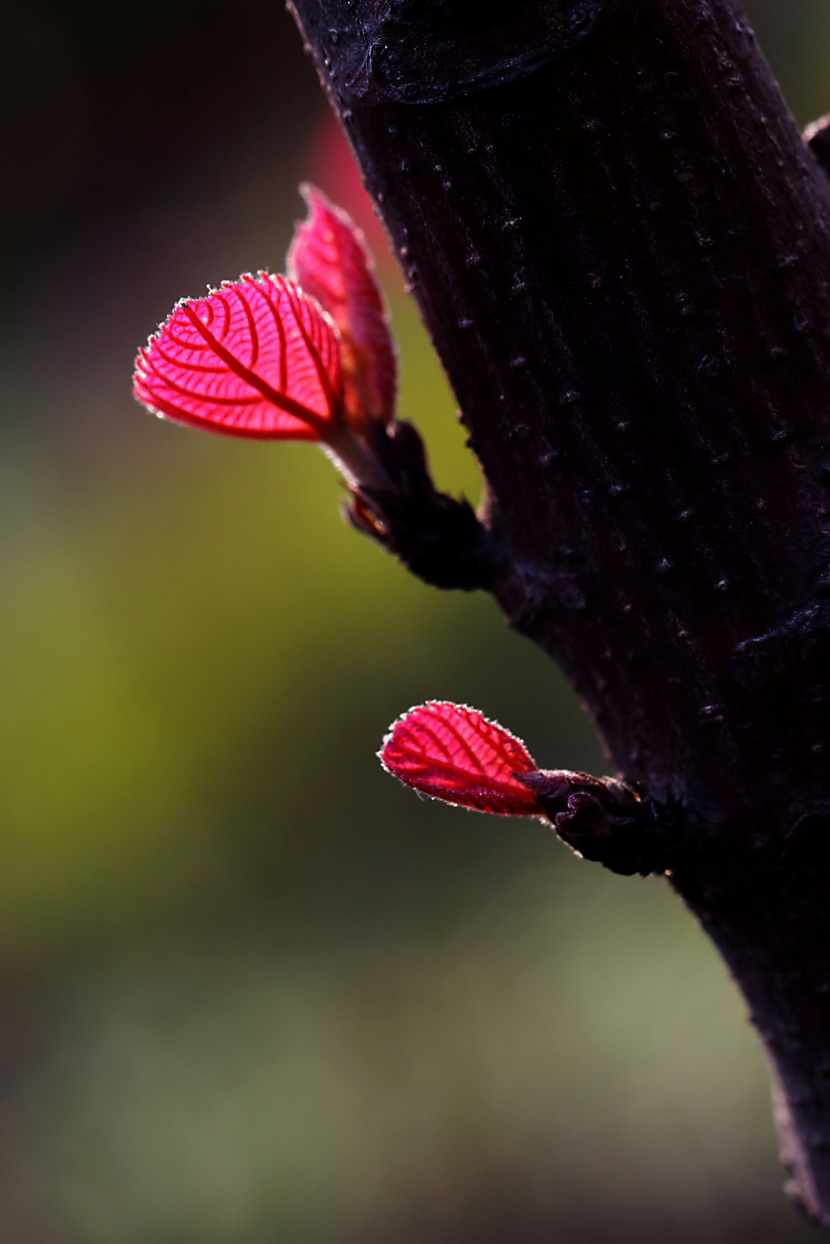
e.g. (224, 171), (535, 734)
(133, 273), (343, 440)
(287, 185), (396, 429)
(379, 701), (542, 816)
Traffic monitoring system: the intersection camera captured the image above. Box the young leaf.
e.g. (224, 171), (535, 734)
(379, 701), (542, 816)
(133, 273), (343, 440)
(287, 185), (396, 429)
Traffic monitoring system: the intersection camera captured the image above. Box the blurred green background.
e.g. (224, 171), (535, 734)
(0, 3), (827, 1240)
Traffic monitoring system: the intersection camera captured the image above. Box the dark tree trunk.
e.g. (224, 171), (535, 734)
(286, 0), (830, 1226)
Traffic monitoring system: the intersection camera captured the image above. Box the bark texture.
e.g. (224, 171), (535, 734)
(286, 0), (830, 1226)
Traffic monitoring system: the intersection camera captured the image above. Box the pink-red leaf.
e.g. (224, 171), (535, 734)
(379, 701), (542, 816)
(287, 185), (396, 429)
(133, 273), (343, 440)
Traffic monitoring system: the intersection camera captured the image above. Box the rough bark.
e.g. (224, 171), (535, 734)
(286, 0), (830, 1227)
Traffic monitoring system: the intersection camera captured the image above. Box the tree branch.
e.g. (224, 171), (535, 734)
(287, 0), (830, 1226)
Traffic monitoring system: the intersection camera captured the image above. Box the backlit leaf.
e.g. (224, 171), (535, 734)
(288, 185), (396, 429)
(379, 701), (542, 816)
(133, 273), (343, 440)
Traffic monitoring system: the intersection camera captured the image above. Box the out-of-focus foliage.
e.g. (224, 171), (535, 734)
(0, 2), (826, 1240)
